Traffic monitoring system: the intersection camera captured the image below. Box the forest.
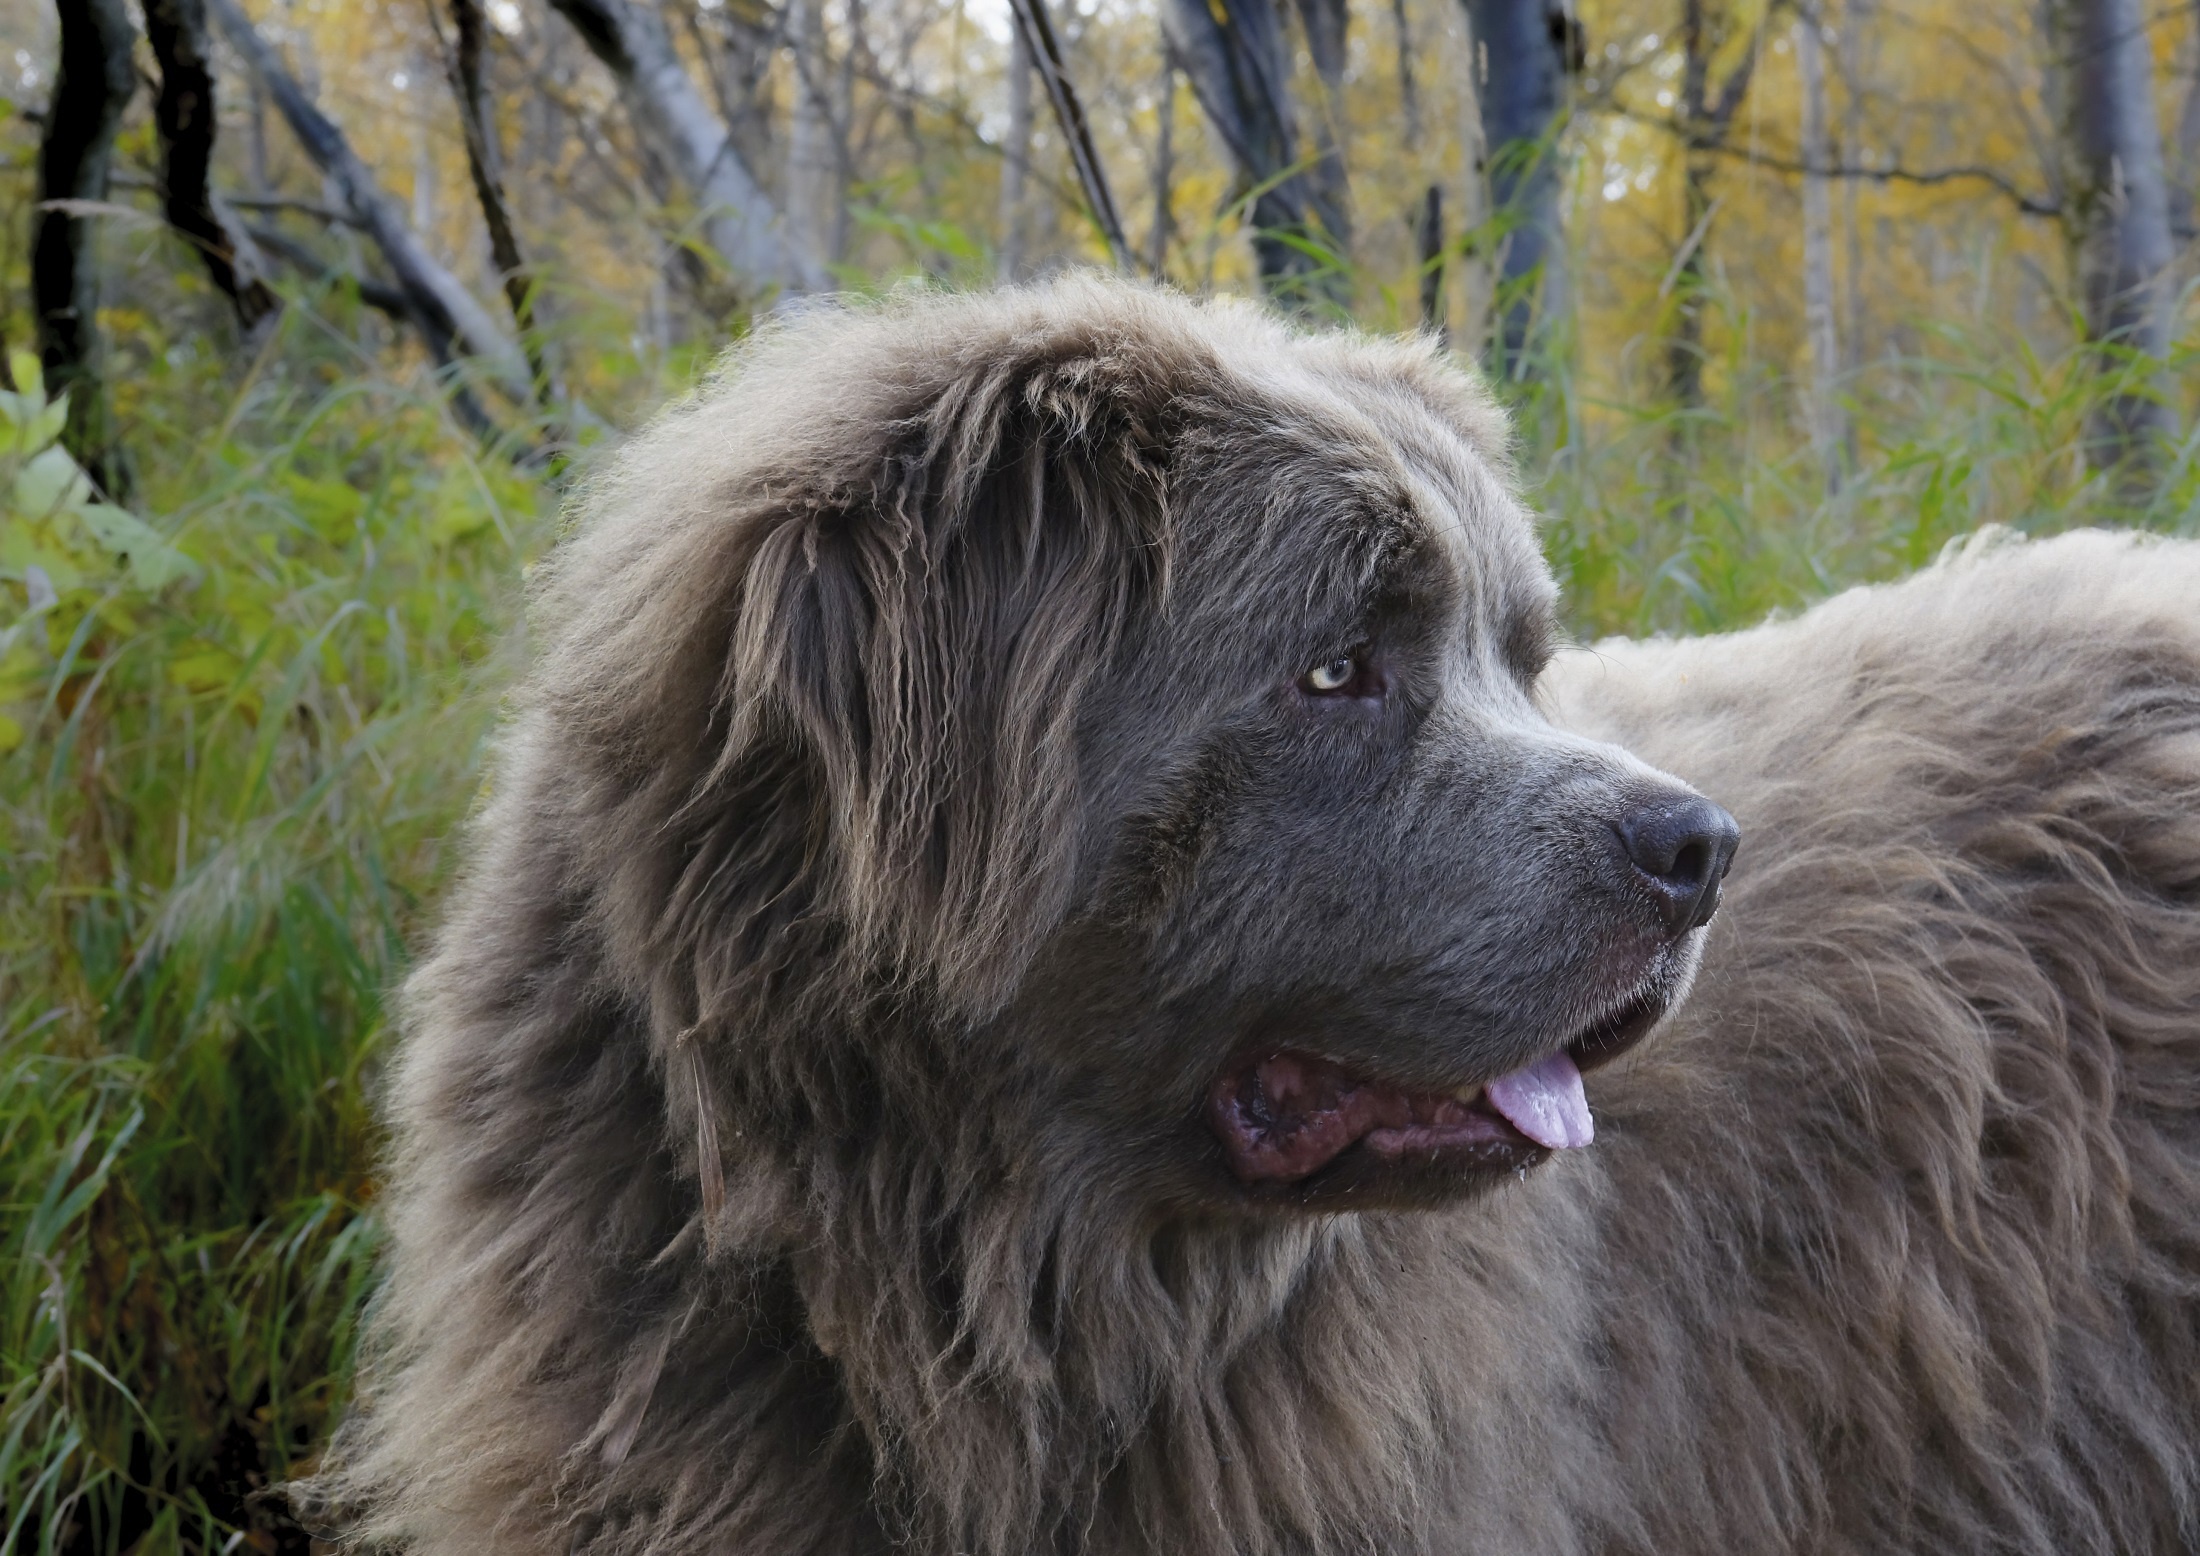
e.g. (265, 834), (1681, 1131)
(0, 0), (2194, 1545)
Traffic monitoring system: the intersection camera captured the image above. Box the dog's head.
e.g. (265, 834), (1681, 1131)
(545, 277), (1735, 1218)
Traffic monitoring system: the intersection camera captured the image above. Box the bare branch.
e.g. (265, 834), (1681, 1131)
(1008, 0), (1134, 271)
(206, 0), (532, 397)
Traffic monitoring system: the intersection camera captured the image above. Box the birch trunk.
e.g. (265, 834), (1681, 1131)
(1000, 22), (1033, 281)
(786, 0), (833, 275)
(1458, 0), (1574, 376)
(1797, 0), (1841, 481)
(2051, 0), (2178, 483)
(546, 0), (824, 295)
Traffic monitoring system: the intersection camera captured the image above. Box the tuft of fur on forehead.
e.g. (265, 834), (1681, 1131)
(299, 275), (2200, 1556)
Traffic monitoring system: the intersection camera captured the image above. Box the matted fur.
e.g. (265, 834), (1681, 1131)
(307, 277), (2200, 1555)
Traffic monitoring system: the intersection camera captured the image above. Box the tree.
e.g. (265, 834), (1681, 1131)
(1797, 0), (1841, 480)
(1459, 0), (1580, 375)
(207, 0), (533, 406)
(1165, 0), (1350, 309)
(1664, 0), (1763, 408)
(435, 0), (547, 401)
(2051, 0), (2177, 486)
(545, 0), (827, 296)
(33, 0), (138, 495)
(141, 0), (277, 334)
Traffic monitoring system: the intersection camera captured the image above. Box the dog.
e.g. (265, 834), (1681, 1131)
(306, 277), (2200, 1554)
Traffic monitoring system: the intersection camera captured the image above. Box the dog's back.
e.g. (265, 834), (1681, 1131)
(1548, 527), (2200, 1552)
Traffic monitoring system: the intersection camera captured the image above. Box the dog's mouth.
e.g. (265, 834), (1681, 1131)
(1207, 981), (1671, 1190)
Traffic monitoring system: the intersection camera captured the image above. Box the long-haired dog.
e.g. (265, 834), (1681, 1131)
(308, 278), (2200, 1554)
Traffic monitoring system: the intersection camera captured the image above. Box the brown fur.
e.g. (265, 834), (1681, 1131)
(306, 277), (2200, 1555)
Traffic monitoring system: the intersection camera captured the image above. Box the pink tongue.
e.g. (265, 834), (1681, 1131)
(1484, 1051), (1594, 1150)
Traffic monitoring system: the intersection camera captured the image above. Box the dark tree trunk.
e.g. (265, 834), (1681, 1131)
(1164, 0), (1350, 310)
(439, 0), (548, 398)
(1459, 0), (1579, 376)
(141, 0), (277, 333)
(1418, 185), (1446, 334)
(1663, 0), (1761, 407)
(2053, 0), (2177, 486)
(1291, 0), (1352, 268)
(1008, 0), (1134, 272)
(34, 0), (138, 496)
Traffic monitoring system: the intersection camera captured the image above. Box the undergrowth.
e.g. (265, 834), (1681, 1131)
(1, 257), (2193, 1552)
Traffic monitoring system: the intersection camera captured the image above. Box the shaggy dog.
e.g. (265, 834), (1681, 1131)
(311, 278), (2200, 1554)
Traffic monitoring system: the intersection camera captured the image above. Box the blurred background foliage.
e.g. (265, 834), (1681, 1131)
(0, 0), (2195, 1545)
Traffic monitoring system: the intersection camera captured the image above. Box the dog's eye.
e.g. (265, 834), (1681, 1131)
(1301, 651), (1366, 696)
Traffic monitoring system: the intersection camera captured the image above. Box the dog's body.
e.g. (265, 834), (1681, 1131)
(311, 281), (2200, 1554)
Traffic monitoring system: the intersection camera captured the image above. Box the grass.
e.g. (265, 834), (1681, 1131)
(1, 262), (2193, 1553)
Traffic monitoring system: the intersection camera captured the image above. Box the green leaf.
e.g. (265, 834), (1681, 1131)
(7, 350), (43, 402)
(78, 503), (197, 589)
(13, 445), (90, 518)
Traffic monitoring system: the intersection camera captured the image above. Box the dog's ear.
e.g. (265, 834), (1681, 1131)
(657, 340), (1180, 1018)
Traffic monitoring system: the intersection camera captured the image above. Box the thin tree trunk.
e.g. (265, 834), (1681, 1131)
(140, 0), (278, 332)
(2052, 0), (2178, 485)
(1419, 185), (1446, 334)
(33, 0), (138, 495)
(1000, 21), (1033, 280)
(2174, 0), (2200, 241)
(1840, 0), (1869, 381)
(1797, 0), (1841, 481)
(437, 0), (549, 403)
(1149, 43), (1175, 276)
(1164, 0), (1346, 308)
(546, 0), (824, 295)
(1392, 0), (1445, 334)
(1009, 0), (1134, 271)
(1458, 0), (1577, 376)
(208, 0), (533, 399)
(1292, 0), (1353, 267)
(787, 0), (833, 274)
(1664, 0), (1761, 407)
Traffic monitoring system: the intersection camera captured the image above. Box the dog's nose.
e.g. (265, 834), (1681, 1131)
(1616, 795), (1740, 935)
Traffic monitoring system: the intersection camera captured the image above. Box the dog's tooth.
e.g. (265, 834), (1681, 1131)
(1453, 1085), (1481, 1104)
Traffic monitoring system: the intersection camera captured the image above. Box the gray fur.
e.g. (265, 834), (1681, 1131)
(304, 277), (2200, 1554)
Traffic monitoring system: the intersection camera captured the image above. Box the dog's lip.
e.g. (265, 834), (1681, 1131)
(1563, 978), (1672, 1075)
(1206, 981), (1675, 1189)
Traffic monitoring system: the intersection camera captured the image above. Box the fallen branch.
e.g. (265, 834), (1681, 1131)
(245, 224), (520, 454)
(207, 0), (532, 398)
(546, 0), (825, 295)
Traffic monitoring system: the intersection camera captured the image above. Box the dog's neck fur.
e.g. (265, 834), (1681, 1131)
(657, 998), (1617, 1556)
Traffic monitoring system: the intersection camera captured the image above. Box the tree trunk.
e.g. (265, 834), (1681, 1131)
(140, 0), (278, 333)
(2052, 0), (2178, 485)
(999, 22), (1033, 280)
(1008, 0), (1133, 271)
(1148, 44), (1175, 276)
(1292, 0), (1352, 268)
(786, 0), (834, 275)
(1163, 0), (1348, 309)
(545, 0), (825, 296)
(207, 0), (533, 400)
(1797, 0), (1841, 481)
(1458, 0), (1577, 376)
(1663, 0), (1761, 407)
(1391, 0), (1445, 335)
(1840, 0), (1870, 381)
(33, 0), (138, 496)
(438, 0), (549, 403)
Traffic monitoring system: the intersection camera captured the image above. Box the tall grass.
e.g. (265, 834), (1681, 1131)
(2, 259), (2193, 1552)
